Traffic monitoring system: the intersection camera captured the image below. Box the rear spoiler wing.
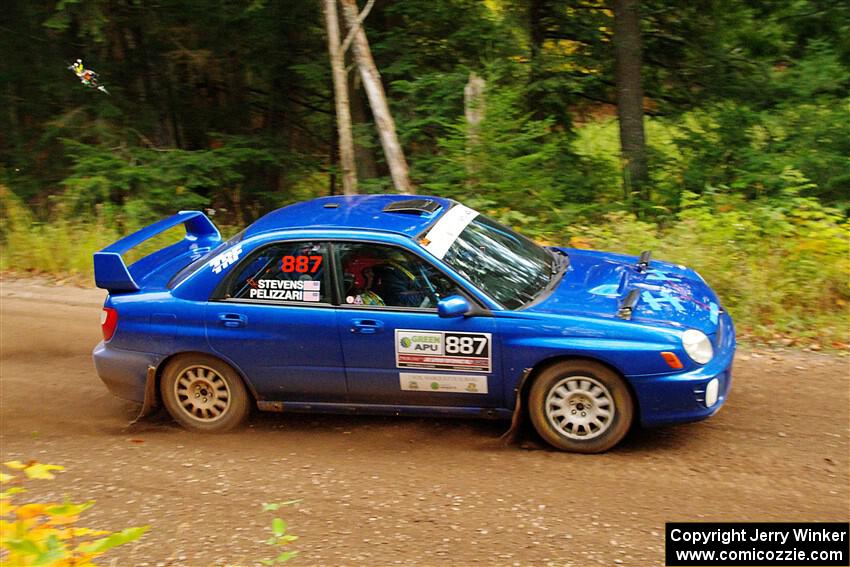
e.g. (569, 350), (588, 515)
(94, 211), (220, 292)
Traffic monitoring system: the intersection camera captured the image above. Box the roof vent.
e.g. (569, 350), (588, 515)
(382, 199), (441, 214)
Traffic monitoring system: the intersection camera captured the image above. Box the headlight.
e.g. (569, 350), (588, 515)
(682, 329), (713, 364)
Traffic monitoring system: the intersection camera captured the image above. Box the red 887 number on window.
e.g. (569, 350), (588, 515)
(281, 255), (323, 273)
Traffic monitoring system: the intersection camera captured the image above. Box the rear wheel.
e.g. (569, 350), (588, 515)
(160, 354), (249, 432)
(528, 360), (633, 453)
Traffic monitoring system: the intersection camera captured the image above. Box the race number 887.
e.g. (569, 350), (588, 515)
(444, 333), (489, 357)
(281, 255), (323, 273)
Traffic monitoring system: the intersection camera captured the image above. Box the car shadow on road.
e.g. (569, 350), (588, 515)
(119, 403), (702, 455)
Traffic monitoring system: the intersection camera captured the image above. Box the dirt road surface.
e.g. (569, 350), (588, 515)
(1, 278), (848, 566)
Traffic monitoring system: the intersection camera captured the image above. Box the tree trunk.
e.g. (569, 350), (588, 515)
(323, 0), (358, 195)
(527, 0), (545, 120)
(612, 0), (649, 203)
(464, 72), (486, 181)
(339, 0), (413, 194)
(349, 72), (379, 180)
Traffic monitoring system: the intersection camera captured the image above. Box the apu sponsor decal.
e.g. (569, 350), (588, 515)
(209, 245), (242, 274)
(248, 279), (321, 301)
(395, 329), (491, 373)
(399, 372), (488, 394)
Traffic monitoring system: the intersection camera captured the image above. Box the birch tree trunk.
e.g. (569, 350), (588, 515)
(339, 0), (413, 194)
(323, 0), (358, 195)
(464, 72), (485, 181)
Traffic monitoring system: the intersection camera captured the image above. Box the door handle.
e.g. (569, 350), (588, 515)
(218, 313), (247, 328)
(350, 319), (384, 334)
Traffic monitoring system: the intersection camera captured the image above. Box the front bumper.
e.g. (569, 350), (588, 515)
(93, 341), (163, 403)
(632, 313), (736, 427)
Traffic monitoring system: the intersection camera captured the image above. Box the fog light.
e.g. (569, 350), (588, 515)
(705, 378), (719, 407)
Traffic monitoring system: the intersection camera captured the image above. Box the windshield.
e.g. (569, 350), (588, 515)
(436, 212), (557, 309)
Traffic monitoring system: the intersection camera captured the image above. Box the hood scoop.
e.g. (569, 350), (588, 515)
(616, 251), (651, 319)
(635, 250), (651, 272)
(616, 289), (641, 320)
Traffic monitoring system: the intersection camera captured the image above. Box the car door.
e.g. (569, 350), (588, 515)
(206, 240), (347, 402)
(334, 241), (501, 408)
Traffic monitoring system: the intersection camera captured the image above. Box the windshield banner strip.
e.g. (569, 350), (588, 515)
(421, 205), (479, 259)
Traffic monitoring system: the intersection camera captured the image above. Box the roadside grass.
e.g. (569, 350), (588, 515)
(1, 185), (847, 349)
(563, 203), (849, 350)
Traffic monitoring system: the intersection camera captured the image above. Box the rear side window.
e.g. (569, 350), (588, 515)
(168, 230), (245, 289)
(224, 241), (331, 304)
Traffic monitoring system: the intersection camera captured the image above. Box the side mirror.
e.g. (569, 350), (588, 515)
(437, 295), (471, 318)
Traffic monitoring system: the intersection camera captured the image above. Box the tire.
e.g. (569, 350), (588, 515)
(528, 360), (634, 453)
(160, 354), (250, 432)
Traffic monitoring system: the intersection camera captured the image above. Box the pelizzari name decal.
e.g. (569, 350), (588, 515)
(248, 279), (321, 301)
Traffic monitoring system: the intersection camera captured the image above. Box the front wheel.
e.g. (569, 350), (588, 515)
(160, 354), (250, 432)
(528, 360), (634, 453)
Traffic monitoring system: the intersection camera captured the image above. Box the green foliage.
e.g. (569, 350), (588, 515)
(0, 460), (148, 566)
(1, 185), (119, 276)
(0, 185), (207, 277)
(260, 501), (300, 565)
(1, 0), (848, 347)
(571, 97), (850, 213)
(59, 136), (293, 226)
(415, 72), (618, 238)
(568, 192), (850, 346)
(670, 100), (850, 206)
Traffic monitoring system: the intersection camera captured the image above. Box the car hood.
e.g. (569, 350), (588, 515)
(525, 248), (722, 335)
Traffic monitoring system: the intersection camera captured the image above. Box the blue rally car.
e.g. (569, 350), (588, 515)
(93, 195), (734, 453)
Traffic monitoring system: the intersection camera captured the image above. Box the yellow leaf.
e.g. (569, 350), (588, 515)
(4, 461), (27, 470)
(47, 501), (93, 517)
(47, 514), (82, 526)
(0, 486), (27, 500)
(24, 463), (64, 480)
(70, 527), (109, 537)
(16, 502), (49, 520)
(0, 473), (14, 483)
(0, 500), (16, 516)
(0, 519), (17, 535)
(33, 526), (62, 539)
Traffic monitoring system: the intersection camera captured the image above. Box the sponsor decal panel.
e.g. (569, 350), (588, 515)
(248, 279), (321, 302)
(395, 329), (491, 373)
(209, 245), (242, 274)
(399, 372), (488, 394)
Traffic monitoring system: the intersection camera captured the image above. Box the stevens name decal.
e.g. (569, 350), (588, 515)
(248, 279), (321, 301)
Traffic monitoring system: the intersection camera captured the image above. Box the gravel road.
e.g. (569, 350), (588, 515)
(1, 278), (847, 566)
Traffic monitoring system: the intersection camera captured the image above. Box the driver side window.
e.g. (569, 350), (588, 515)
(336, 242), (459, 309)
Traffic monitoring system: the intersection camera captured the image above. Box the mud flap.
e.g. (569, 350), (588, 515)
(500, 367), (533, 444)
(129, 365), (158, 425)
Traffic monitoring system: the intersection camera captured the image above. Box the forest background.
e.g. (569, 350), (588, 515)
(1, 0), (848, 346)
